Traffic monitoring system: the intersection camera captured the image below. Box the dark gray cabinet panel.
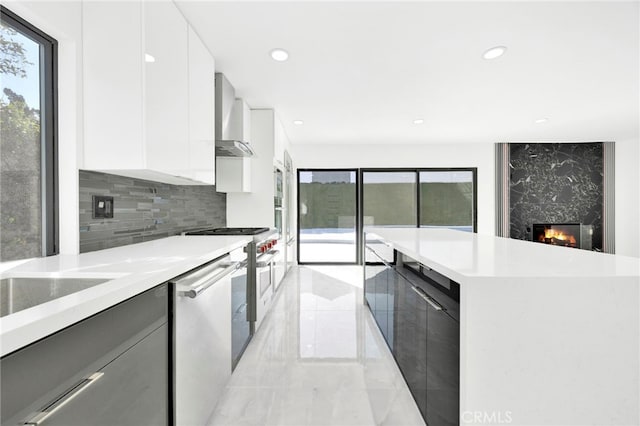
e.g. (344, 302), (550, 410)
(40, 324), (168, 426)
(1, 284), (168, 426)
(364, 245), (460, 426)
(392, 272), (428, 419)
(425, 292), (460, 426)
(365, 248), (394, 345)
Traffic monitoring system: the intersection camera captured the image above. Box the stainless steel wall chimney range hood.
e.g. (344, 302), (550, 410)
(215, 73), (255, 157)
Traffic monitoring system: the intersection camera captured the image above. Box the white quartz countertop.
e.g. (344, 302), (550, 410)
(366, 227), (640, 283)
(0, 235), (252, 357)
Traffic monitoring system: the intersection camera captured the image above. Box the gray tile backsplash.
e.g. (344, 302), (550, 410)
(79, 171), (226, 253)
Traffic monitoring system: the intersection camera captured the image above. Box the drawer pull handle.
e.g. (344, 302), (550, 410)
(23, 372), (104, 425)
(411, 286), (444, 311)
(174, 262), (239, 298)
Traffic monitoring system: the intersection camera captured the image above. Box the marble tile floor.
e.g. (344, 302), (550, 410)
(207, 265), (425, 426)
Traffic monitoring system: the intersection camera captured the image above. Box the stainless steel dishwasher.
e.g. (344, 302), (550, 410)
(171, 247), (244, 426)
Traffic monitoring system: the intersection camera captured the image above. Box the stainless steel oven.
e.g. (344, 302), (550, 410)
(255, 246), (279, 331)
(274, 166), (284, 240)
(183, 227), (279, 336)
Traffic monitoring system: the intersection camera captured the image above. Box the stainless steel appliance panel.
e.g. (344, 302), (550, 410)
(173, 253), (236, 426)
(255, 250), (275, 331)
(230, 250), (250, 370)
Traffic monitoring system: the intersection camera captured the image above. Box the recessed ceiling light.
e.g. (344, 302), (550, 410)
(483, 46), (507, 60)
(145, 53), (156, 63)
(293, 120), (304, 125)
(270, 48), (289, 62)
(535, 118), (549, 124)
(413, 119), (425, 125)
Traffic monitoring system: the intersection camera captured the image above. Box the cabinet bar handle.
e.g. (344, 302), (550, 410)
(411, 285), (444, 311)
(23, 372), (104, 425)
(175, 262), (239, 298)
(256, 250), (279, 268)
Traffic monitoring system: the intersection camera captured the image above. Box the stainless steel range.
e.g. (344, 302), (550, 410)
(183, 227), (280, 335)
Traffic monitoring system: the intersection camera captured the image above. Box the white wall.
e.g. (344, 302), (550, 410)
(4, 1), (83, 255)
(615, 138), (640, 257)
(291, 143), (495, 236)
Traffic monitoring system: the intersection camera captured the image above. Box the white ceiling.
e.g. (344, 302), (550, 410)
(176, 1), (639, 145)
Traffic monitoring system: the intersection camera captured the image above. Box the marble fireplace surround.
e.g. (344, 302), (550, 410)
(495, 142), (615, 253)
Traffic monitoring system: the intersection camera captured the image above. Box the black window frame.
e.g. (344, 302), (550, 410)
(1, 6), (58, 257)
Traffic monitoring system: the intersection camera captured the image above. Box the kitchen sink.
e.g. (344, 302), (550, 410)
(0, 277), (111, 317)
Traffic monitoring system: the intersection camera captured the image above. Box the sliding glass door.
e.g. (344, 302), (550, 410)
(297, 168), (476, 265)
(298, 170), (358, 263)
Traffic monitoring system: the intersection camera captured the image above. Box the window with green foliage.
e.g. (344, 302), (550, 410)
(0, 6), (57, 261)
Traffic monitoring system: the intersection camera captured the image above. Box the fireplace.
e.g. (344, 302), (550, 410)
(532, 223), (590, 249)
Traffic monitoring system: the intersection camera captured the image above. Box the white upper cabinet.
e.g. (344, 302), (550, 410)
(83, 1), (145, 171)
(143, 0), (189, 180)
(82, 0), (216, 185)
(187, 26), (216, 185)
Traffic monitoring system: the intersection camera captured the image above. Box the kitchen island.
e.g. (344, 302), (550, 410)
(365, 227), (639, 426)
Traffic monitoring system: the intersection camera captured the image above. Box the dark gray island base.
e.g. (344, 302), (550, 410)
(365, 240), (460, 426)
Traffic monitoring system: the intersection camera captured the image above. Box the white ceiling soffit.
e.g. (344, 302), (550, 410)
(176, 1), (639, 145)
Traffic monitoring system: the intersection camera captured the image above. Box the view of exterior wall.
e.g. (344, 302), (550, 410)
(301, 182), (473, 228)
(420, 182), (473, 227)
(299, 182), (357, 230)
(509, 142), (604, 250)
(364, 183), (416, 226)
(79, 170), (226, 253)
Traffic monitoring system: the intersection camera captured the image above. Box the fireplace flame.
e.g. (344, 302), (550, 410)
(541, 228), (577, 245)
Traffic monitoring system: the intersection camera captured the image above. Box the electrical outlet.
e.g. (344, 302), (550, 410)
(93, 195), (114, 219)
